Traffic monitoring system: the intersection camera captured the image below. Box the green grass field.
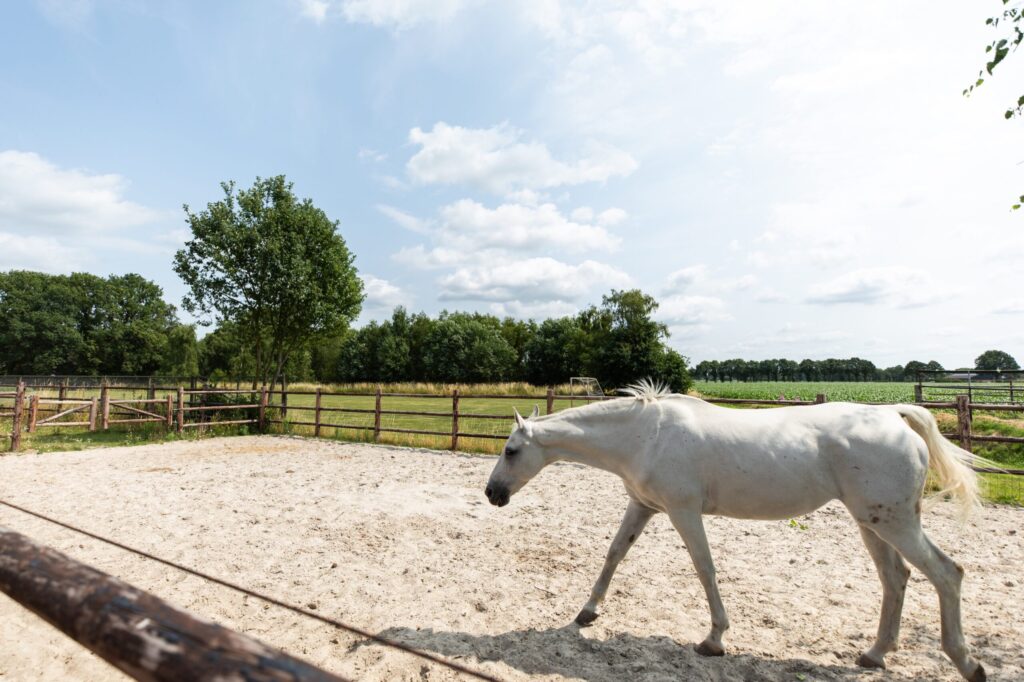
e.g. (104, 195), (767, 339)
(5, 382), (1022, 505)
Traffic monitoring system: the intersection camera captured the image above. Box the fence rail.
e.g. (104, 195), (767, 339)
(4, 384), (1022, 477)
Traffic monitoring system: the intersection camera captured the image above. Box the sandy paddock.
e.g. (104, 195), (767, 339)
(0, 436), (1021, 682)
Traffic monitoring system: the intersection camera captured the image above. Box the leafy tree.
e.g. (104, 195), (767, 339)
(965, 1), (1024, 209)
(0, 270), (178, 375)
(975, 349), (1020, 370)
(174, 176), (364, 388)
(524, 317), (586, 385)
(162, 324), (200, 376)
(421, 314), (517, 382)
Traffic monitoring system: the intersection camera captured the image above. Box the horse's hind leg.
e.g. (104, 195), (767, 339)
(869, 515), (985, 681)
(575, 499), (654, 626)
(856, 525), (910, 669)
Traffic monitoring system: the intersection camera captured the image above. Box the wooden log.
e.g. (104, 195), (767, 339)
(10, 382), (25, 451)
(28, 394), (39, 433)
(176, 388), (185, 434)
(166, 395), (174, 429)
(88, 398), (98, 432)
(0, 527), (346, 682)
(815, 393), (827, 404)
(374, 387), (382, 442)
(914, 384), (923, 402)
(451, 389), (460, 451)
(546, 388), (554, 415)
(314, 388), (322, 438)
(58, 378), (68, 413)
(956, 395), (972, 453)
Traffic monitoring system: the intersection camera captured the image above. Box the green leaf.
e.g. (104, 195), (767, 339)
(1006, 109), (1015, 119)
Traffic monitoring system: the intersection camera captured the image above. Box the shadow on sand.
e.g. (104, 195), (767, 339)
(352, 622), (915, 681)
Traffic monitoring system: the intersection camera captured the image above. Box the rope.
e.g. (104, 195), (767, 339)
(0, 498), (502, 682)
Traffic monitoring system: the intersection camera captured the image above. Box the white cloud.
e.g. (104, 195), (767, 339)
(377, 204), (429, 234)
(753, 288), (787, 303)
(390, 199), (621, 270)
(0, 232), (84, 273)
(663, 264), (708, 294)
(362, 274), (409, 309)
(340, 0), (475, 27)
(992, 300), (1024, 315)
(438, 257), (631, 302)
(488, 299), (579, 320)
(657, 294), (730, 326)
(806, 267), (947, 308)
(0, 150), (160, 235)
(406, 122), (637, 194)
(596, 207), (628, 226)
(358, 147), (387, 162)
(297, 0), (330, 23)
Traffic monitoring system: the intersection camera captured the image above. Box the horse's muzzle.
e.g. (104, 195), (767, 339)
(485, 485), (510, 507)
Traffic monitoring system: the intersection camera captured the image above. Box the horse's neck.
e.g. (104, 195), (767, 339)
(537, 401), (641, 478)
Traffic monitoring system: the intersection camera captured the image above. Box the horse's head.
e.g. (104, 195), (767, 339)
(485, 405), (544, 507)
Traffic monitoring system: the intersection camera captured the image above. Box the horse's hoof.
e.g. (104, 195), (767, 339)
(856, 653), (885, 670)
(575, 608), (598, 626)
(968, 663), (986, 682)
(695, 641), (725, 657)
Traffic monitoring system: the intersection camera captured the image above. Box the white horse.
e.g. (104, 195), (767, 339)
(484, 381), (987, 681)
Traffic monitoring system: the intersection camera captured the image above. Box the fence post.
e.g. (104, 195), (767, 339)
(148, 377), (155, 401)
(165, 394), (174, 430)
(546, 388), (554, 415)
(58, 378), (68, 413)
(88, 398), (98, 432)
(451, 389), (460, 451)
(956, 394), (973, 453)
(176, 387), (185, 434)
(100, 382), (110, 431)
(814, 393), (827, 404)
(10, 382), (25, 451)
(28, 394), (39, 433)
(258, 387), (268, 432)
(314, 388), (322, 438)
(914, 384), (923, 403)
(373, 387), (382, 442)
(280, 386), (288, 421)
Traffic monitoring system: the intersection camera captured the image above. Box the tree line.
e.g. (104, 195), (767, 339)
(694, 349), (1020, 383)
(0, 270), (691, 391)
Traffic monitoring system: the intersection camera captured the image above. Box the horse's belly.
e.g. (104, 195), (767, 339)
(702, 468), (838, 520)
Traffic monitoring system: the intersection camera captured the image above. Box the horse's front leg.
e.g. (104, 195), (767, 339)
(575, 498), (655, 626)
(667, 508), (730, 656)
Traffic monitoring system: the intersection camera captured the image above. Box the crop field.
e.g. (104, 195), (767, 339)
(694, 381), (917, 402)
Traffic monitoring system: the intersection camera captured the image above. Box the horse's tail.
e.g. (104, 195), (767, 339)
(892, 404), (983, 519)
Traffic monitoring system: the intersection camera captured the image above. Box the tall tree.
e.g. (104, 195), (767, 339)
(174, 176), (364, 388)
(975, 349), (1020, 370)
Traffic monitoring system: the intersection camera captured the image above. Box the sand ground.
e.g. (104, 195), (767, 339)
(0, 436), (1020, 681)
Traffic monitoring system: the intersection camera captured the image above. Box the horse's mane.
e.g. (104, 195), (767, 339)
(617, 378), (673, 403)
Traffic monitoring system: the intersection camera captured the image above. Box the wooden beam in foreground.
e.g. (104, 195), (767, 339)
(0, 527), (347, 682)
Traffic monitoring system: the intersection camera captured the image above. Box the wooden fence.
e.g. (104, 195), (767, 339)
(0, 526), (346, 681)
(3, 384), (1023, 474)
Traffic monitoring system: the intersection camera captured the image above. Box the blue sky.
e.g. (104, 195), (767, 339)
(2, 0), (1022, 368)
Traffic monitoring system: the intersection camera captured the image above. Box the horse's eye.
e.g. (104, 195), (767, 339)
(504, 447), (519, 458)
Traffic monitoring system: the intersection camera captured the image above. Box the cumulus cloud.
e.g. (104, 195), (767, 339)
(340, 0), (475, 27)
(0, 150), (160, 235)
(406, 122), (637, 194)
(657, 294), (730, 326)
(362, 273), (409, 309)
(438, 258), (630, 302)
(663, 264), (708, 294)
(992, 299), (1024, 315)
(0, 232), (84, 273)
(390, 199), (621, 270)
(806, 267), (946, 308)
(377, 204), (429, 234)
(297, 0), (329, 23)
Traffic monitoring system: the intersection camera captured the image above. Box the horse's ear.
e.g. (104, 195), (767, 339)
(513, 407), (526, 429)
(530, 405), (540, 419)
